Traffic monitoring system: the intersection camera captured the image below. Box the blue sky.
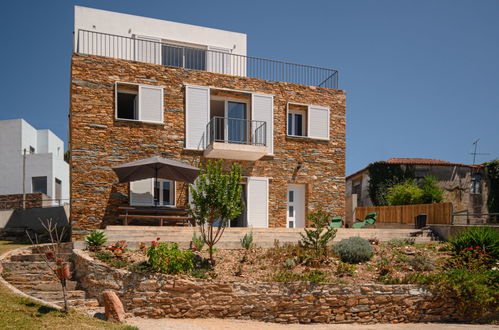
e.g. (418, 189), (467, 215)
(0, 0), (497, 174)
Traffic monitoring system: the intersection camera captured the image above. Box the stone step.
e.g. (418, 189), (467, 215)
(53, 298), (100, 308)
(28, 289), (86, 301)
(1, 261), (74, 274)
(10, 253), (73, 262)
(12, 280), (78, 291)
(30, 243), (73, 254)
(2, 272), (61, 282)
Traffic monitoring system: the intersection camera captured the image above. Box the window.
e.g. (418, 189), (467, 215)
(287, 103), (329, 140)
(116, 84), (138, 120)
(288, 190), (294, 202)
(55, 178), (62, 201)
(209, 95), (249, 144)
(29, 146), (35, 154)
(470, 174), (481, 194)
(115, 83), (163, 123)
(32, 176), (47, 195)
(287, 104), (307, 137)
(154, 179), (175, 206)
(162, 44), (206, 70)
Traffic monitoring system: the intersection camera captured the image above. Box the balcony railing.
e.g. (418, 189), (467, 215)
(75, 29), (339, 89)
(206, 117), (266, 148)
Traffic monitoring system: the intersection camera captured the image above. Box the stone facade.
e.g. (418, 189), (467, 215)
(69, 54), (346, 237)
(73, 249), (462, 324)
(0, 193), (47, 210)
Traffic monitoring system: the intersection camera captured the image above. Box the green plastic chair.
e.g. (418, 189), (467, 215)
(329, 216), (343, 229)
(352, 212), (377, 229)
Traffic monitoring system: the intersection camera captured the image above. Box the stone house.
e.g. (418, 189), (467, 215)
(69, 6), (346, 236)
(346, 158), (490, 224)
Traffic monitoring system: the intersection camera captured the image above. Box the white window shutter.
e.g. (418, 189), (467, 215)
(307, 105), (330, 140)
(207, 46), (231, 75)
(185, 85), (210, 150)
(246, 177), (268, 228)
(139, 85), (163, 123)
(134, 35), (161, 65)
(130, 179), (153, 206)
(251, 94), (274, 154)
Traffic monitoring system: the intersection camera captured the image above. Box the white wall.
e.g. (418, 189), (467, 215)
(0, 119), (69, 204)
(74, 6), (247, 56)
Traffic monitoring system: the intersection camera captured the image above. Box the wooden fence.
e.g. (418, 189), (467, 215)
(355, 202), (453, 225)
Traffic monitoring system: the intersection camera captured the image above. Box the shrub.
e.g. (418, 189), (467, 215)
(240, 232), (254, 250)
(446, 246), (494, 271)
(411, 269), (499, 320)
(85, 231), (107, 250)
(299, 208), (337, 257)
(282, 257), (296, 269)
(335, 262), (356, 277)
(448, 227), (499, 260)
(333, 237), (374, 264)
(94, 250), (114, 263)
(420, 176), (443, 204)
(109, 259), (129, 269)
(409, 255), (434, 271)
(146, 242), (194, 274)
(387, 238), (415, 247)
(191, 232), (205, 251)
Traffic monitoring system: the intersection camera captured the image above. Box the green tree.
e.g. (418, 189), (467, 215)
(188, 160), (243, 264)
(386, 179), (423, 205)
(420, 176), (443, 203)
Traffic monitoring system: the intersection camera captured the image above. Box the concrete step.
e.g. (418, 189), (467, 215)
(1, 261), (74, 274)
(12, 280), (78, 291)
(11, 253), (73, 262)
(28, 289), (86, 301)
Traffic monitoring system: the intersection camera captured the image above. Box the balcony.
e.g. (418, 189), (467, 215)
(75, 30), (339, 89)
(204, 117), (267, 161)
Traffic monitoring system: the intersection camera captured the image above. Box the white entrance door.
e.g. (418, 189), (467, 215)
(247, 177), (269, 228)
(287, 184), (305, 228)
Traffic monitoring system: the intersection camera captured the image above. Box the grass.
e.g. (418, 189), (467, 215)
(0, 241), (136, 330)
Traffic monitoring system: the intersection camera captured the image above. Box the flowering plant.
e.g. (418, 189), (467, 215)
(146, 241), (194, 274)
(446, 246), (494, 271)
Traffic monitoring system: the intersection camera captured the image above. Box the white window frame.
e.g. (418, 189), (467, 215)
(115, 82), (164, 124)
(287, 108), (307, 137)
(286, 102), (330, 141)
(130, 178), (176, 207)
(154, 179), (176, 207)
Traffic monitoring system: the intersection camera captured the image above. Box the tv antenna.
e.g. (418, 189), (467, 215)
(469, 139), (490, 166)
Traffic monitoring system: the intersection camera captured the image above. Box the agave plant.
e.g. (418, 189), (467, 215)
(85, 230), (107, 250)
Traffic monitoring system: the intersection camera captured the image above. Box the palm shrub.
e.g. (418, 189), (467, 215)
(448, 226), (499, 260)
(240, 232), (254, 250)
(333, 237), (374, 264)
(189, 160), (244, 264)
(85, 230), (107, 250)
(299, 208), (337, 257)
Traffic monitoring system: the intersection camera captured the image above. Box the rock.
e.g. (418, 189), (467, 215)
(102, 290), (125, 323)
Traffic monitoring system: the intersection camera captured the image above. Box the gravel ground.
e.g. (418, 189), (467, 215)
(126, 317), (498, 330)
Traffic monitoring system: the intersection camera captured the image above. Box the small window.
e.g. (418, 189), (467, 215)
(287, 104), (307, 137)
(32, 176), (47, 195)
(116, 84), (138, 120)
(288, 220), (295, 228)
(288, 190), (294, 202)
(288, 205), (294, 217)
(470, 174), (481, 194)
(29, 146), (35, 154)
(55, 178), (62, 200)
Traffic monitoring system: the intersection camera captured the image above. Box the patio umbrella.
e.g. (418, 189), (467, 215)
(112, 156), (200, 184)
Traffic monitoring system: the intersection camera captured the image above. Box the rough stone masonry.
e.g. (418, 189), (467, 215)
(73, 249), (462, 324)
(69, 54), (346, 238)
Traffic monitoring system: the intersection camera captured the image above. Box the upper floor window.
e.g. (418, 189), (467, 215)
(32, 176), (47, 195)
(287, 103), (330, 140)
(115, 83), (164, 124)
(162, 44), (206, 70)
(29, 146), (35, 154)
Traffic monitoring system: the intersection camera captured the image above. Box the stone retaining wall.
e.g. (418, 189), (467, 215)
(72, 249), (462, 324)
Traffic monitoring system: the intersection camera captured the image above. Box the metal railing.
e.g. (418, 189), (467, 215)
(0, 198), (70, 210)
(206, 117), (266, 147)
(75, 29), (339, 89)
(452, 210), (499, 225)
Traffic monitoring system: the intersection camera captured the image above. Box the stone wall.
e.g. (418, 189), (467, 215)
(69, 54), (346, 237)
(72, 249), (462, 324)
(0, 193), (46, 210)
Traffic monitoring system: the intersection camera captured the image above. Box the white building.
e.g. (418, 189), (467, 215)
(0, 119), (69, 204)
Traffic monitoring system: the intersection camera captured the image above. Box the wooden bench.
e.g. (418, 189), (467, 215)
(118, 206), (193, 226)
